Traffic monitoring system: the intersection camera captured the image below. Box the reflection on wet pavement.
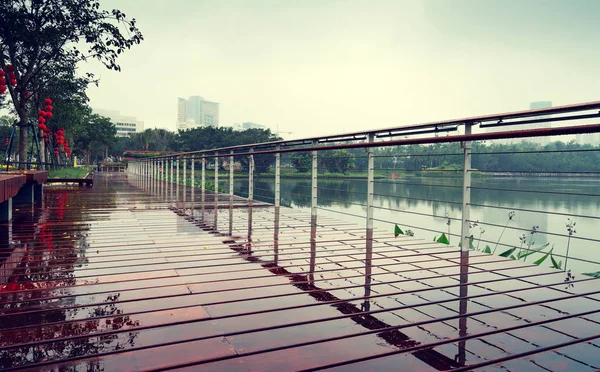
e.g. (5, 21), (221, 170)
(0, 172), (599, 371)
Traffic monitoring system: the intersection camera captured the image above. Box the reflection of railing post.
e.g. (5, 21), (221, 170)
(461, 122), (473, 252)
(311, 141), (318, 224)
(191, 156), (195, 217)
(248, 148), (254, 201)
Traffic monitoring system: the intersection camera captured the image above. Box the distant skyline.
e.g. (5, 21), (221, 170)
(81, 0), (600, 139)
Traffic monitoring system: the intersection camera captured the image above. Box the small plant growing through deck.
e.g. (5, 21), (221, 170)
(564, 218), (576, 271)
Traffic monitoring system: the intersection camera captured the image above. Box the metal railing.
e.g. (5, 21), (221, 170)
(128, 100), (600, 275)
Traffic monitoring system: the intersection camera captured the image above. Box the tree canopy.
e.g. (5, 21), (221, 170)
(0, 0), (142, 168)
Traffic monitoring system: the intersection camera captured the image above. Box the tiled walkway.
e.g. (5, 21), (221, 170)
(0, 173), (599, 371)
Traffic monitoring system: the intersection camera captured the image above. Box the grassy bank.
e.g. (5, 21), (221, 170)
(49, 167), (92, 179)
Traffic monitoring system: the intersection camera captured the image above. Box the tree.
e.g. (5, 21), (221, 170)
(0, 0), (142, 168)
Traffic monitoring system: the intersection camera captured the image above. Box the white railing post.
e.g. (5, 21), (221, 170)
(176, 156), (180, 205)
(191, 156), (195, 218)
(201, 155), (206, 220)
(311, 141), (318, 225)
(275, 145), (281, 208)
(248, 148), (254, 201)
(461, 122), (473, 252)
(229, 150), (234, 235)
(214, 152), (219, 229)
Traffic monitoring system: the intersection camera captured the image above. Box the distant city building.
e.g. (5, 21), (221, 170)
(242, 122), (266, 130)
(94, 109), (144, 138)
(524, 101), (552, 145)
(575, 132), (600, 146)
(486, 101), (553, 145)
(176, 95), (219, 130)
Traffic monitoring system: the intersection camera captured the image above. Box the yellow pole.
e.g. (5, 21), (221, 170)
(74, 156), (77, 168)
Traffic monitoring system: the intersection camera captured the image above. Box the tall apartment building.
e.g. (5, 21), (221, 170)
(94, 109), (144, 138)
(176, 95), (219, 130)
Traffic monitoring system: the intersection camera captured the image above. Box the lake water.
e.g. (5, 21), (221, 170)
(224, 175), (600, 275)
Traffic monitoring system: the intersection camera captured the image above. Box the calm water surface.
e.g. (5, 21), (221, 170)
(226, 175), (600, 274)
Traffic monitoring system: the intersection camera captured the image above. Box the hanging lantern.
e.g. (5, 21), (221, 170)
(44, 98), (52, 105)
(38, 117), (46, 124)
(38, 110), (46, 117)
(45, 105), (53, 111)
(0, 69), (5, 76)
(38, 124), (47, 131)
(0, 77), (5, 85)
(46, 112), (53, 118)
(4, 64), (14, 72)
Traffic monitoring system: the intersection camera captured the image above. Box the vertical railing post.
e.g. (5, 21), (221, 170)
(311, 141), (318, 224)
(275, 145), (281, 208)
(248, 148), (254, 201)
(191, 156), (195, 218)
(170, 157), (174, 202)
(460, 122), (473, 252)
(229, 150), (235, 197)
(182, 157), (187, 212)
(201, 155), (206, 221)
(214, 152), (219, 230)
(176, 156), (180, 205)
(366, 134), (375, 233)
(229, 150), (234, 235)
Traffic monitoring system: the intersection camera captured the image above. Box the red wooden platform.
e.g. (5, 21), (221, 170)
(5, 170), (48, 185)
(0, 173), (599, 371)
(0, 174), (26, 203)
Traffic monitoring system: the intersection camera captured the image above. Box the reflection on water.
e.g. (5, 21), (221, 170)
(226, 176), (600, 273)
(0, 183), (141, 370)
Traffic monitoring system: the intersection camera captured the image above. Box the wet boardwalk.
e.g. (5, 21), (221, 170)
(1, 173), (599, 371)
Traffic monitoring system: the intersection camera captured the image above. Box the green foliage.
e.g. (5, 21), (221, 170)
(394, 224), (403, 238)
(533, 247), (553, 265)
(583, 272), (600, 279)
(436, 233), (450, 245)
(0, 0), (143, 168)
(291, 152), (312, 173)
(49, 167), (91, 179)
(499, 247), (517, 258)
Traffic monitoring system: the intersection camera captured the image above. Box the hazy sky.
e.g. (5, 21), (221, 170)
(85, 0), (600, 139)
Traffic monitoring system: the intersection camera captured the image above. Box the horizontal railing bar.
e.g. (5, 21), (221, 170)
(371, 191), (463, 205)
(470, 185), (600, 197)
(466, 202), (600, 220)
(130, 121), (600, 161)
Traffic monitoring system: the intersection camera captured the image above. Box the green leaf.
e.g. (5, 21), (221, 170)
(510, 255), (517, 260)
(533, 247), (553, 266)
(394, 224), (404, 238)
(583, 271), (600, 278)
(433, 236), (437, 242)
(518, 243), (550, 260)
(468, 235), (475, 250)
(499, 247), (517, 258)
(483, 245), (492, 254)
(436, 233), (450, 245)
(550, 254), (562, 270)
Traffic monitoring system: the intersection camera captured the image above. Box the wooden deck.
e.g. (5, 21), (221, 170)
(0, 173), (599, 371)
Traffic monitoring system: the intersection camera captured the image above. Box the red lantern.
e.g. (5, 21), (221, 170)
(38, 124), (47, 131)
(8, 72), (15, 79)
(10, 79), (16, 86)
(46, 112), (53, 118)
(54, 151), (59, 155)
(45, 105), (52, 111)
(0, 77), (5, 85)
(38, 117), (46, 124)
(38, 110), (45, 117)
(44, 98), (52, 105)
(4, 64), (14, 72)
(0, 86), (6, 94)
(0, 69), (4, 76)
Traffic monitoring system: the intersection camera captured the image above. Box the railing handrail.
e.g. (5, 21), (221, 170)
(135, 100), (600, 161)
(135, 122), (600, 160)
